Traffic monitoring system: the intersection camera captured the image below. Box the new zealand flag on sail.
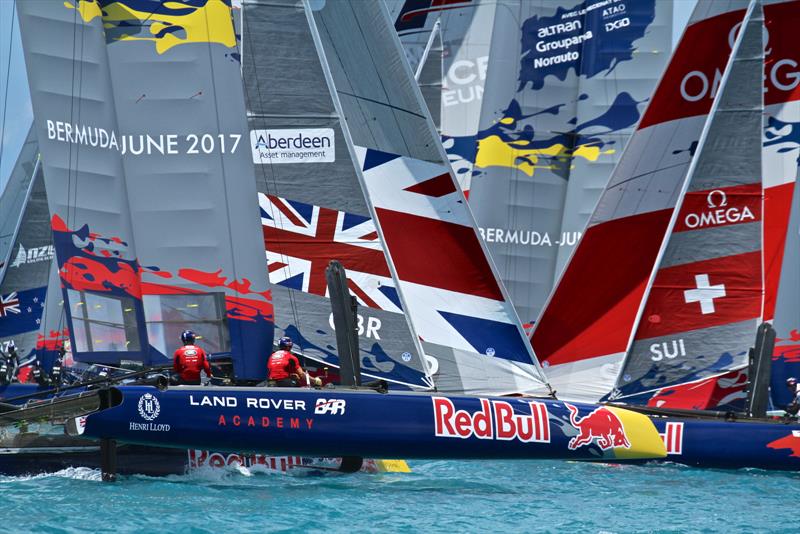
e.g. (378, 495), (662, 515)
(0, 286), (47, 339)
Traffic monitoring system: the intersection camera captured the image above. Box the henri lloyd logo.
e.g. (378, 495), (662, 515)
(10, 244), (55, 268)
(250, 128), (335, 164)
(131, 393), (170, 432)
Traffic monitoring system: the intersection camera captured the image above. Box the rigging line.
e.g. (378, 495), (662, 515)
(0, 0), (17, 185)
(240, 4), (303, 347)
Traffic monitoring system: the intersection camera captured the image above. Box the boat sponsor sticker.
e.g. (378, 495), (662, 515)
(10, 243), (55, 268)
(432, 397), (550, 443)
(250, 128), (335, 164)
(314, 398), (346, 415)
(565, 403), (630, 450)
(131, 393), (171, 432)
(659, 421), (684, 455)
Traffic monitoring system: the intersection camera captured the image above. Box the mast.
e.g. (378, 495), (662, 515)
(611, 0), (763, 409)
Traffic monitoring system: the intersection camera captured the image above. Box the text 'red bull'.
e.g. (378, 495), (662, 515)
(432, 397), (550, 443)
(566, 404), (630, 450)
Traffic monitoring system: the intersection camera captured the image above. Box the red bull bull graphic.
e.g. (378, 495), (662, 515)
(65, 0), (238, 55)
(565, 403), (630, 451)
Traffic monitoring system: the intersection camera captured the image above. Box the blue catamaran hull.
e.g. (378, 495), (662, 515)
(79, 386), (666, 461)
(647, 416), (800, 471)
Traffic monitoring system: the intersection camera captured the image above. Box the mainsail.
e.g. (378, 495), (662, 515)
(611, 1), (764, 409)
(17, 2), (151, 365)
(0, 126), (38, 270)
(762, 0), (800, 408)
(393, 0), (674, 329)
(98, 0), (273, 380)
(307, 0), (550, 395)
(0, 155), (54, 362)
(390, 0), (498, 191)
(18, 1), (273, 379)
(241, 0), (430, 388)
(532, 1), (755, 402)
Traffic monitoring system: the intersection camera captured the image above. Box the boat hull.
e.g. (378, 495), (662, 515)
(649, 416), (800, 470)
(80, 385), (667, 460)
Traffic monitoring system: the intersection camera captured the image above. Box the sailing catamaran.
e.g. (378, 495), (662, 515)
(529, 0), (800, 470)
(3, 0), (667, 470)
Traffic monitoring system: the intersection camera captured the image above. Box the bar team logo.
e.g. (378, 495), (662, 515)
(138, 393), (161, 421)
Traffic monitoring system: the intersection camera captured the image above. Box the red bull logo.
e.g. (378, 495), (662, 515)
(432, 397), (550, 443)
(565, 403), (630, 450)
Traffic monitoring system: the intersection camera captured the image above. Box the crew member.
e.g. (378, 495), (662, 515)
(173, 330), (212, 385)
(268, 337), (320, 387)
(787, 377), (800, 415)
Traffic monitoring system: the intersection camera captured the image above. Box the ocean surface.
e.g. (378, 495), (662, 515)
(0, 459), (794, 533)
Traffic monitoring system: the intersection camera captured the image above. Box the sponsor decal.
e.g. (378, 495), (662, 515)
(678, 188), (758, 231)
(188, 395), (307, 411)
(443, 56), (489, 107)
(659, 421), (683, 455)
(565, 403), (630, 450)
(479, 227), (581, 248)
(189, 450), (307, 471)
(45, 120), (242, 156)
(10, 244), (55, 268)
(138, 393), (161, 421)
(132, 393), (171, 432)
(216, 414), (314, 429)
(250, 128), (335, 164)
(314, 398), (346, 415)
(432, 397), (550, 443)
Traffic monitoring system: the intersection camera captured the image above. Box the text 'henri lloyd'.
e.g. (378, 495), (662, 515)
(433, 397), (550, 443)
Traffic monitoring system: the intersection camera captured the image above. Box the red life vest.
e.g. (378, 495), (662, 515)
(173, 345), (211, 383)
(268, 350), (299, 380)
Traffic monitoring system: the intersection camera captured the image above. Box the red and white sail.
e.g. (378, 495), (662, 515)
(762, 0), (800, 405)
(612, 2), (765, 408)
(531, 0), (757, 402)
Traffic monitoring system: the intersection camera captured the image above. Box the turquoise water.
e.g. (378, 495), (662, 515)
(0, 460), (795, 533)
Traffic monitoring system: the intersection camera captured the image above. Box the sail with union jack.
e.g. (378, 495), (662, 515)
(243, 0), (431, 389)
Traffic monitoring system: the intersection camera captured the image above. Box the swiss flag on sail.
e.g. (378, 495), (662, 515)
(635, 252), (762, 340)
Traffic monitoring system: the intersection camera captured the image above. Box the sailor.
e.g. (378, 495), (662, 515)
(173, 330), (212, 385)
(786, 377), (800, 416)
(268, 337), (320, 387)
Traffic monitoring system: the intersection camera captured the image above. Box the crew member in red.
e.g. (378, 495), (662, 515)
(268, 337), (320, 387)
(173, 330), (212, 385)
